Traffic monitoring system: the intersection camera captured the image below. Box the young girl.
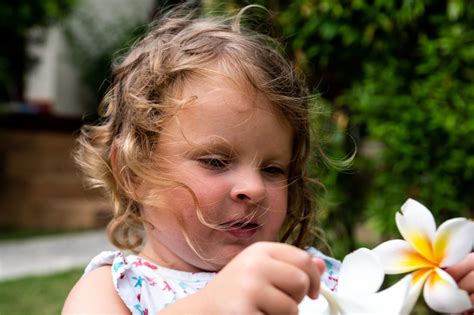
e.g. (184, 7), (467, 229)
(63, 5), (474, 315)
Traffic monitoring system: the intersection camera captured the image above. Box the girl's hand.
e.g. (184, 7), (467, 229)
(161, 242), (325, 315)
(445, 252), (474, 314)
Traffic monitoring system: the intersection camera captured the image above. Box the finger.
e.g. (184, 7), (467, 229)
(264, 259), (311, 303)
(265, 243), (322, 299)
(458, 271), (474, 294)
(258, 286), (299, 315)
(445, 253), (474, 282)
(311, 257), (326, 298)
(313, 257), (326, 275)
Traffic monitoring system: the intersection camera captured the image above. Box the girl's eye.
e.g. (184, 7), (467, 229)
(198, 158), (229, 170)
(262, 165), (287, 176)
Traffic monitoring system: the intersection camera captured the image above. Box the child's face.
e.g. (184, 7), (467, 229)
(142, 74), (293, 272)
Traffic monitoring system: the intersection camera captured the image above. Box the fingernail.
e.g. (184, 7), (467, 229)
(310, 288), (319, 300)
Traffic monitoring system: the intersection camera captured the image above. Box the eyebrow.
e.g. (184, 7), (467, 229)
(183, 137), (234, 156)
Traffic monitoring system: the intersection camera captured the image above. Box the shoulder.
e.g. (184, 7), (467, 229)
(62, 265), (130, 314)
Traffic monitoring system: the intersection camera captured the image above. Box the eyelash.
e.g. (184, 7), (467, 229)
(198, 157), (230, 170)
(262, 165), (287, 176)
(198, 157), (286, 176)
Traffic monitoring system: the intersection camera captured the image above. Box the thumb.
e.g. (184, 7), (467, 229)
(307, 258), (326, 299)
(313, 257), (326, 275)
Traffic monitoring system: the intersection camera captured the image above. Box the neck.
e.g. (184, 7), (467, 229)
(139, 241), (215, 273)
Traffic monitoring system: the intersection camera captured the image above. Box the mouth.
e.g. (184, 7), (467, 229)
(227, 221), (261, 230)
(221, 220), (261, 239)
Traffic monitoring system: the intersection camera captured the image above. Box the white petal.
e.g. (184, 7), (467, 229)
(366, 274), (413, 314)
(318, 275), (412, 314)
(396, 199), (437, 262)
(434, 218), (474, 267)
(337, 248), (384, 295)
(373, 240), (436, 274)
(423, 268), (472, 313)
(298, 295), (330, 315)
(330, 293), (379, 314)
(400, 269), (433, 315)
(329, 276), (411, 314)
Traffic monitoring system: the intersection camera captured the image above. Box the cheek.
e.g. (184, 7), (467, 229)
(265, 186), (289, 229)
(165, 183), (225, 225)
(268, 185), (289, 209)
(187, 177), (230, 207)
(143, 186), (196, 222)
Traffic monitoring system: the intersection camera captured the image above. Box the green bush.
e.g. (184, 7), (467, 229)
(275, 0), (474, 256)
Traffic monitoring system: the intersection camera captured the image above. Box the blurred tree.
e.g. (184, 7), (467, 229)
(0, 0), (76, 103)
(63, 0), (199, 119)
(278, 0), (474, 257)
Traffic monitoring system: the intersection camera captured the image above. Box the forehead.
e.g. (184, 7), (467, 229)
(176, 71), (288, 123)
(159, 74), (293, 157)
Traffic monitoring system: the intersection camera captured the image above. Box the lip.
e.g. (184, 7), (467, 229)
(222, 221), (260, 239)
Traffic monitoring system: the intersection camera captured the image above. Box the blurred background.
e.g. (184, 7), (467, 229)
(0, 0), (472, 314)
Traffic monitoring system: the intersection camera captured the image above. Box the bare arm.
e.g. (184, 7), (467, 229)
(62, 266), (130, 314)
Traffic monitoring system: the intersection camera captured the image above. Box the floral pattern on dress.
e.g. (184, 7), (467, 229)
(85, 247), (340, 315)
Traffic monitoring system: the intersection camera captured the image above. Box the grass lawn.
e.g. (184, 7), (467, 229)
(0, 268), (84, 315)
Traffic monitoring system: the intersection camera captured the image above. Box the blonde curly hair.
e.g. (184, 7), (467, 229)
(74, 5), (322, 252)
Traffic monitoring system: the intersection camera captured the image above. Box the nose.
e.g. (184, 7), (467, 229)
(230, 168), (266, 204)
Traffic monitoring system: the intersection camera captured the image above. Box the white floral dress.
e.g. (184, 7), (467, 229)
(85, 247), (340, 315)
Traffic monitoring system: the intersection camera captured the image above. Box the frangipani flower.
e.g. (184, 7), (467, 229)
(299, 248), (412, 314)
(373, 198), (474, 313)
